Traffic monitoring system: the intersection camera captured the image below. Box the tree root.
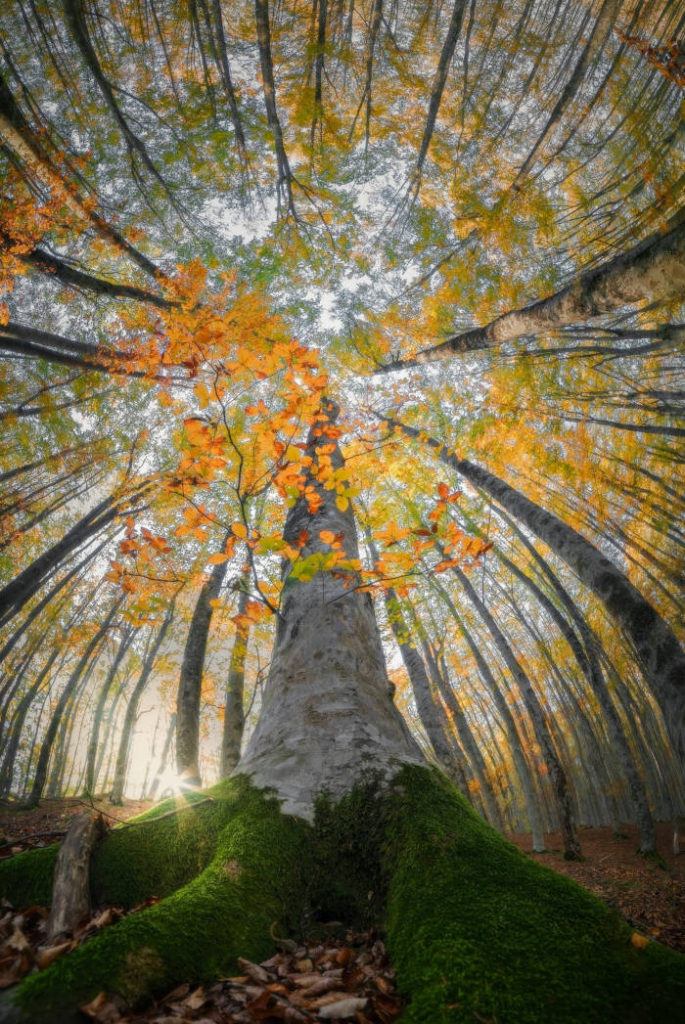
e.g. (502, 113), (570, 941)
(1, 768), (684, 1023)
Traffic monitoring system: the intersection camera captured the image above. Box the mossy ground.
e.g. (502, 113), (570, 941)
(383, 767), (685, 1023)
(1, 767), (684, 1023)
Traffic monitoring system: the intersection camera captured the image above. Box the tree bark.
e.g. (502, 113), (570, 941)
(381, 211), (685, 368)
(220, 581), (250, 777)
(111, 602), (175, 803)
(46, 812), (106, 942)
(176, 559), (228, 786)
(235, 399), (424, 816)
(27, 599), (122, 806)
(385, 415), (685, 768)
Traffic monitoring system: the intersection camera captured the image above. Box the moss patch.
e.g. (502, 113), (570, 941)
(5, 768), (685, 1023)
(0, 844), (59, 908)
(383, 765), (685, 1024)
(309, 778), (387, 931)
(0, 780), (244, 912)
(12, 780), (311, 1016)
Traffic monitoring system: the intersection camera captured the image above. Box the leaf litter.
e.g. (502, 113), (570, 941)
(0, 902), (402, 1024)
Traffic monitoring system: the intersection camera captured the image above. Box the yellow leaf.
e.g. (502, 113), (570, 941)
(335, 495), (349, 511)
(631, 933), (649, 950)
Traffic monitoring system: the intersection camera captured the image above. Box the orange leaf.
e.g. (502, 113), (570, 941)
(207, 552), (229, 564)
(231, 522), (248, 539)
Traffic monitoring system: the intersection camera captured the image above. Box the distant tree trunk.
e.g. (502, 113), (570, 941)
(383, 587), (468, 788)
(220, 581), (251, 777)
(452, 564), (582, 860)
(435, 582), (547, 850)
(497, 538), (657, 852)
(26, 599), (122, 806)
(0, 486), (147, 630)
(83, 627), (134, 795)
(386, 416), (685, 769)
(176, 558), (229, 786)
(111, 602), (175, 804)
(147, 713), (176, 799)
(422, 639), (504, 830)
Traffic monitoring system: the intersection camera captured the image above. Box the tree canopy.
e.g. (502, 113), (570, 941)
(0, 0), (684, 835)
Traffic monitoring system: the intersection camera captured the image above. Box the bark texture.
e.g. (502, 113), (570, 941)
(46, 813), (106, 942)
(383, 212), (685, 368)
(235, 401), (424, 816)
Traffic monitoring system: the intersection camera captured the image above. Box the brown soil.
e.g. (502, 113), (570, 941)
(507, 820), (685, 953)
(0, 795), (154, 856)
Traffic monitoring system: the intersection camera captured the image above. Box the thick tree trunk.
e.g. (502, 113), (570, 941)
(3, 406), (685, 1022)
(234, 399), (424, 816)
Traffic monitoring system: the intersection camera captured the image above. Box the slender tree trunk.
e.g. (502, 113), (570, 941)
(111, 603), (175, 803)
(83, 627), (134, 795)
(26, 599), (122, 806)
(386, 416), (685, 768)
(176, 559), (228, 786)
(147, 713), (176, 799)
(220, 582), (250, 777)
(452, 564), (582, 860)
(497, 542), (657, 852)
(382, 211), (685, 367)
(422, 639), (504, 829)
(433, 581), (547, 850)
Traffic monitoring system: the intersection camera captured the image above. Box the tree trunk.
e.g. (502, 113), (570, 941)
(26, 599), (122, 806)
(234, 399), (424, 816)
(452, 564), (582, 860)
(220, 582), (250, 777)
(111, 603), (175, 804)
(386, 416), (685, 768)
(176, 560), (228, 786)
(2, 404), (685, 1022)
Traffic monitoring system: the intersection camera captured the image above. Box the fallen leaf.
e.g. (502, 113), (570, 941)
(36, 941), (71, 969)
(318, 996), (368, 1018)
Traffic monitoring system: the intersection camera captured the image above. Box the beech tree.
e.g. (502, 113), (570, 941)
(1, 1), (684, 1021)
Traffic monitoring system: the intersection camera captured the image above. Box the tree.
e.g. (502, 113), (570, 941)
(1, 0), (684, 1020)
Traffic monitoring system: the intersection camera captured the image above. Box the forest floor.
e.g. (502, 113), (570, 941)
(507, 820), (685, 953)
(1, 800), (683, 956)
(0, 801), (683, 1021)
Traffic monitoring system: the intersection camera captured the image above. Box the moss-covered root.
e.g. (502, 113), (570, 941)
(9, 784), (311, 1021)
(384, 766), (685, 1024)
(0, 782), (242, 911)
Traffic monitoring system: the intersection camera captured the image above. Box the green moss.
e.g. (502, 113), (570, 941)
(13, 780), (311, 1016)
(310, 778), (387, 931)
(5, 768), (685, 1024)
(382, 766), (685, 1024)
(91, 778), (248, 907)
(0, 844), (59, 907)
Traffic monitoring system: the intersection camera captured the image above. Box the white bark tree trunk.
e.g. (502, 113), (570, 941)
(235, 400), (424, 817)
